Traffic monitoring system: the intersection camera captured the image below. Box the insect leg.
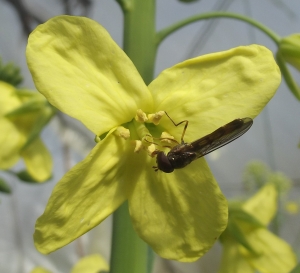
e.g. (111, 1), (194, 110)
(164, 111), (189, 144)
(152, 166), (159, 172)
(146, 133), (180, 145)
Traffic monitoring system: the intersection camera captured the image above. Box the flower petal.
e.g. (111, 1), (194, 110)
(71, 254), (109, 273)
(242, 183), (277, 226)
(0, 82), (22, 168)
(0, 82), (48, 170)
(129, 158), (228, 262)
(34, 130), (135, 254)
(219, 238), (254, 273)
(149, 45), (280, 142)
(240, 229), (297, 273)
(21, 137), (52, 182)
(0, 81), (20, 115)
(0, 118), (22, 169)
(26, 15), (153, 135)
(30, 267), (52, 273)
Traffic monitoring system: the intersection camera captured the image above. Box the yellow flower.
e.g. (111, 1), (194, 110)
(0, 81), (53, 182)
(277, 34), (300, 100)
(31, 268), (52, 273)
(26, 16), (280, 261)
(71, 254), (109, 273)
(285, 201), (299, 214)
(219, 183), (297, 273)
(30, 253), (109, 273)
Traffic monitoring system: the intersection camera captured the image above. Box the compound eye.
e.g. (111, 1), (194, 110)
(156, 151), (174, 173)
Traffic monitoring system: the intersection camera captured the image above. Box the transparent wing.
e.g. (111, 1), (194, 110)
(190, 118), (253, 158)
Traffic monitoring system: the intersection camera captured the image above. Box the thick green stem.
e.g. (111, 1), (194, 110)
(157, 11), (281, 47)
(123, 0), (157, 84)
(110, 202), (148, 273)
(110, 1), (156, 273)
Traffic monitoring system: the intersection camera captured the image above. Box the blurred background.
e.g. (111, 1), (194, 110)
(0, 0), (299, 272)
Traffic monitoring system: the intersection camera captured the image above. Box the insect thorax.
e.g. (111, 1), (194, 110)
(167, 150), (197, 169)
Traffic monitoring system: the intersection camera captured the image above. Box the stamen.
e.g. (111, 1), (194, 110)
(134, 140), (143, 153)
(135, 109), (148, 123)
(148, 111), (165, 125)
(160, 131), (175, 143)
(142, 134), (153, 146)
(147, 144), (157, 157)
(115, 126), (130, 140)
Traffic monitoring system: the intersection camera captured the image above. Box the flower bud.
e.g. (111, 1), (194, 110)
(277, 34), (300, 100)
(0, 58), (23, 86)
(279, 34), (300, 70)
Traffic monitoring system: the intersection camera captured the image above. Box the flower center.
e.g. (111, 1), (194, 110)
(118, 109), (177, 157)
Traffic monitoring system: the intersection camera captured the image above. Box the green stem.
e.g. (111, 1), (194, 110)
(156, 11), (281, 47)
(122, 0), (157, 84)
(110, 1), (156, 273)
(110, 202), (148, 273)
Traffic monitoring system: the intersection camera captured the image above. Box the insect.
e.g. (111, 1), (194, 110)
(153, 112), (253, 173)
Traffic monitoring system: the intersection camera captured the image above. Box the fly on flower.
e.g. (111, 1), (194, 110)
(154, 113), (253, 173)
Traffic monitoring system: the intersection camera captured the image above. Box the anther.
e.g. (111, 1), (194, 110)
(134, 140), (143, 153)
(148, 111), (165, 125)
(147, 144), (156, 156)
(115, 126), (130, 140)
(135, 109), (148, 123)
(160, 132), (175, 143)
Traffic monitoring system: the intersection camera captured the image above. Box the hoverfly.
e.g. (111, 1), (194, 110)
(153, 112), (253, 173)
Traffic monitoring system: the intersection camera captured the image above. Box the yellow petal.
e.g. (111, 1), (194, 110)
(30, 267), (52, 273)
(241, 229), (297, 273)
(26, 15), (153, 136)
(0, 82), (51, 172)
(149, 45), (280, 142)
(285, 201), (299, 214)
(242, 183), (277, 226)
(0, 81), (20, 115)
(21, 137), (52, 182)
(0, 82), (22, 168)
(34, 130), (134, 254)
(0, 118), (23, 169)
(129, 157), (228, 262)
(0, 81), (43, 169)
(219, 238), (254, 273)
(71, 254), (109, 273)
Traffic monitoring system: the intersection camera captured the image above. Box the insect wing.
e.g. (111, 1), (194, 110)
(190, 118), (253, 158)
